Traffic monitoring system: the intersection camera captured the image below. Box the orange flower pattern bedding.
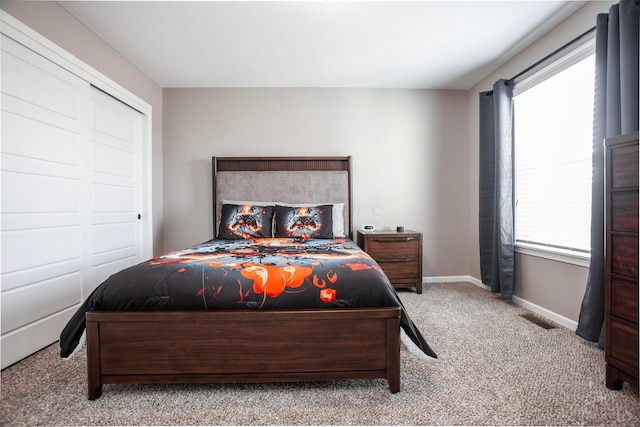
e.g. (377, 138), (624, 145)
(60, 238), (436, 358)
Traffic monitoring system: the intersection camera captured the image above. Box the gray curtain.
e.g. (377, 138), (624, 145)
(576, 0), (639, 345)
(479, 79), (514, 300)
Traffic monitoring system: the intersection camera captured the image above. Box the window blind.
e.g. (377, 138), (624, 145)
(513, 49), (595, 255)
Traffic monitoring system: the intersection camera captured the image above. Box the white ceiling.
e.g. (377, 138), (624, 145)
(58, 1), (586, 90)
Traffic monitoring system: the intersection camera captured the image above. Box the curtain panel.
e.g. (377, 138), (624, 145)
(478, 80), (515, 300)
(576, 0), (639, 345)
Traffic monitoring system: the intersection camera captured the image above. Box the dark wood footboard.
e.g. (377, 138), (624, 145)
(86, 307), (401, 399)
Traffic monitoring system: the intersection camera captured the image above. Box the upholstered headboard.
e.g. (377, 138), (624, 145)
(212, 156), (353, 238)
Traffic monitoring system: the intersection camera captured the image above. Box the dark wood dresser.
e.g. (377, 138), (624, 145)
(605, 131), (639, 390)
(357, 230), (423, 294)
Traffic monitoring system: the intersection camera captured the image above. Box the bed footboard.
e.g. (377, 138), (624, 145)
(86, 308), (401, 400)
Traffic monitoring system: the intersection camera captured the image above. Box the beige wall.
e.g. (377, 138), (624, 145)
(467, 0), (615, 323)
(163, 88), (471, 277)
(2, 0), (614, 325)
(0, 0), (165, 255)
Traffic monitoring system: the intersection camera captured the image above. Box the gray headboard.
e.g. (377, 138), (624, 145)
(212, 156), (352, 238)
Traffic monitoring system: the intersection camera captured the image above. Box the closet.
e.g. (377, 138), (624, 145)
(1, 21), (150, 368)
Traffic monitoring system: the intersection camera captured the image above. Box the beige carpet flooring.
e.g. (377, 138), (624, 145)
(1, 282), (638, 426)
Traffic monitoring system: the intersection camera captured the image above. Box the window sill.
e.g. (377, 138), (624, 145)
(515, 242), (590, 267)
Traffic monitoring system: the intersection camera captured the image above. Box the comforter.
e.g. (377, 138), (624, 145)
(60, 238), (436, 359)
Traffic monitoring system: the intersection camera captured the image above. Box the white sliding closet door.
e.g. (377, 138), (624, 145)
(1, 34), (144, 368)
(87, 87), (143, 297)
(1, 34), (90, 368)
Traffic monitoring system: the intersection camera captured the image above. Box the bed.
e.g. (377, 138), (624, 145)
(60, 156), (436, 400)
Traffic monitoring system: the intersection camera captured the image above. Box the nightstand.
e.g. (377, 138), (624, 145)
(357, 230), (423, 294)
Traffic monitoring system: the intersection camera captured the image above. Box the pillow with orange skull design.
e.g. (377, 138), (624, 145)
(217, 204), (275, 239)
(274, 204), (333, 239)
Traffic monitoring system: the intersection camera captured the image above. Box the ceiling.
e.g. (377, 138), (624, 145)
(58, 1), (586, 90)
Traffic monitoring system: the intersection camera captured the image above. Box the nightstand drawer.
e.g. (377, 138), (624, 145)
(377, 260), (420, 280)
(365, 237), (420, 261)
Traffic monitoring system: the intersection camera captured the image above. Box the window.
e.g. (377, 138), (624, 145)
(513, 36), (595, 265)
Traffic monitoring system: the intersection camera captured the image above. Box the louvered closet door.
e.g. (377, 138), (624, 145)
(1, 35), (144, 368)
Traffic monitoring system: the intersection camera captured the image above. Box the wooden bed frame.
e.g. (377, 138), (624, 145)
(85, 156), (401, 400)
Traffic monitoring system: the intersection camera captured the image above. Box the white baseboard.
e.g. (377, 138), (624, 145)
(511, 295), (578, 331)
(423, 275), (578, 331)
(423, 275), (487, 288)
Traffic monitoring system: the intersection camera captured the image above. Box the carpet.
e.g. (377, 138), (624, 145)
(1, 282), (638, 426)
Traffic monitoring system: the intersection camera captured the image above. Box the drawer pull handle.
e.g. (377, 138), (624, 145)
(377, 258), (417, 263)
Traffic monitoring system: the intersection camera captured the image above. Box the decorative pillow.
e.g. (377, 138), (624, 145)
(274, 204), (333, 239)
(281, 202), (345, 238)
(217, 204), (275, 239)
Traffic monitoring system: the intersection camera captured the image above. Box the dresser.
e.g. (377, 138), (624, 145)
(357, 230), (423, 294)
(604, 131), (639, 390)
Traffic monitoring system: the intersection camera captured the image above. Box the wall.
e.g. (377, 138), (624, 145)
(1, 0), (611, 326)
(163, 88), (470, 277)
(0, 0), (165, 255)
(467, 0), (615, 325)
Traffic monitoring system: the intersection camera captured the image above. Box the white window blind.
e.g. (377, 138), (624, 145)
(513, 43), (595, 256)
